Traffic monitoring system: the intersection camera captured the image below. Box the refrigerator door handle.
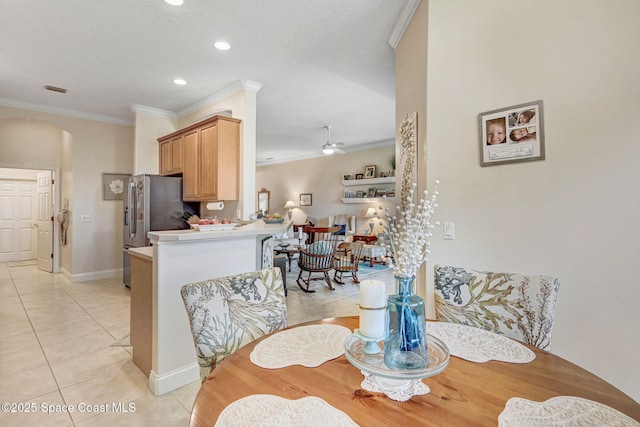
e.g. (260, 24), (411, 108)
(129, 181), (137, 238)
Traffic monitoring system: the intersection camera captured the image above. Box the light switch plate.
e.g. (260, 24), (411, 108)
(444, 222), (454, 240)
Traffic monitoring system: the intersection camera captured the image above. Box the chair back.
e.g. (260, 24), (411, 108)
(180, 267), (288, 380)
(303, 225), (341, 247)
(433, 265), (560, 351)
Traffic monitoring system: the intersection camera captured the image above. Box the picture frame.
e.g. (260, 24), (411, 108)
(355, 173), (364, 180)
(364, 165), (376, 179)
(300, 193), (312, 206)
(375, 189), (386, 198)
(356, 191), (365, 198)
(386, 189), (395, 198)
(342, 174), (352, 181)
(367, 187), (376, 198)
(102, 173), (131, 200)
(479, 100), (545, 167)
(379, 172), (388, 178)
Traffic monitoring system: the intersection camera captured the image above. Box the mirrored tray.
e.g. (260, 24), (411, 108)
(344, 334), (449, 380)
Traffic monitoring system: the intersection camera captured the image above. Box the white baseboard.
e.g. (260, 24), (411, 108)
(62, 267), (122, 283)
(148, 363), (200, 396)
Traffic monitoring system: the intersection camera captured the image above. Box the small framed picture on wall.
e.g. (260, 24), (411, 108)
(479, 100), (545, 166)
(299, 193), (312, 206)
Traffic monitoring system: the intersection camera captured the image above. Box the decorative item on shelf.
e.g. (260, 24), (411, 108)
(355, 173), (364, 180)
(365, 207), (377, 235)
(364, 165), (376, 179)
(381, 181), (441, 370)
(343, 174), (352, 180)
(284, 200), (295, 220)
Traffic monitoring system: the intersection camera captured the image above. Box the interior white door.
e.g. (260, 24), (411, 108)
(0, 178), (37, 262)
(36, 171), (53, 272)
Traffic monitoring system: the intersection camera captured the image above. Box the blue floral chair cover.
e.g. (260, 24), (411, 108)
(180, 267), (288, 380)
(434, 265), (560, 351)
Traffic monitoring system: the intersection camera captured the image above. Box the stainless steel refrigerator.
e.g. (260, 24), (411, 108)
(122, 174), (198, 287)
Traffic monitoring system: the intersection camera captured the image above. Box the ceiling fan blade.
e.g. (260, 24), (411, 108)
(335, 147), (346, 154)
(334, 142), (345, 147)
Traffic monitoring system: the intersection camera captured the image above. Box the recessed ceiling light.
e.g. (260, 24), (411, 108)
(173, 78), (187, 85)
(164, 0), (183, 6)
(214, 41), (231, 51)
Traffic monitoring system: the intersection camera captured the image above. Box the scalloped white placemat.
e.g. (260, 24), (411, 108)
(250, 324), (352, 369)
(215, 394), (359, 427)
(427, 322), (535, 363)
(498, 396), (640, 427)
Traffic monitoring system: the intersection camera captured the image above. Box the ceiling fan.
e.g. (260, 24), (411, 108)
(321, 125), (345, 155)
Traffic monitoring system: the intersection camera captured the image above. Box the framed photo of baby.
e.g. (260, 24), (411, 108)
(479, 100), (545, 166)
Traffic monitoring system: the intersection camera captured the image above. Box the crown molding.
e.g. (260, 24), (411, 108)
(129, 104), (177, 119)
(0, 97), (133, 126)
(388, 0), (421, 49)
(256, 139), (395, 167)
(177, 79), (263, 118)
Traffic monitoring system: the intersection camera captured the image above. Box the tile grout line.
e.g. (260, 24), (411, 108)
(6, 265), (76, 426)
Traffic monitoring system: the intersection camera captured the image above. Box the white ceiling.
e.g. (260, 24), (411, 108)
(0, 0), (414, 165)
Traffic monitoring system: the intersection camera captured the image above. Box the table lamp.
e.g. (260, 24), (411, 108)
(365, 207), (377, 235)
(284, 200), (295, 220)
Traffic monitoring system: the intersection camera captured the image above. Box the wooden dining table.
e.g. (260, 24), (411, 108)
(190, 316), (640, 426)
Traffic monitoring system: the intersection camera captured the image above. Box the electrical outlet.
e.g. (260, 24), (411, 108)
(81, 215), (91, 223)
(444, 222), (455, 240)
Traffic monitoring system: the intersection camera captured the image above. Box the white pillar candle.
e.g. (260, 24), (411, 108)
(298, 227), (303, 239)
(359, 280), (386, 338)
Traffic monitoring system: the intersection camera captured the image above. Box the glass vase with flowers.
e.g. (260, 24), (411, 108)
(380, 181), (440, 370)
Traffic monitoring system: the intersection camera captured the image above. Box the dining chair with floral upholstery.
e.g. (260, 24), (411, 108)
(180, 267), (288, 381)
(433, 265), (560, 351)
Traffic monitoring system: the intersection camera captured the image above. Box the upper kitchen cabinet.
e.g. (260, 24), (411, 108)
(158, 134), (184, 175)
(158, 115), (241, 202)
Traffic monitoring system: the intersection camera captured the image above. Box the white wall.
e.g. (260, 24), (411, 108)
(410, 0), (639, 401)
(256, 145), (395, 234)
(0, 107), (134, 279)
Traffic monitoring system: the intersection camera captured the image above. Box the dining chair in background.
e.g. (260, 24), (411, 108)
(180, 267), (288, 381)
(433, 265), (560, 351)
(333, 241), (364, 284)
(296, 226), (341, 292)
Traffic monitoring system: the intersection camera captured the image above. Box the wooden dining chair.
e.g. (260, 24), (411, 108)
(296, 226), (341, 292)
(333, 241), (364, 284)
(180, 267), (288, 381)
(433, 265), (560, 351)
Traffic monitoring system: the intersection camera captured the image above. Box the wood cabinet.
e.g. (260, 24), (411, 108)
(159, 134), (184, 175)
(158, 115), (241, 201)
(130, 252), (152, 377)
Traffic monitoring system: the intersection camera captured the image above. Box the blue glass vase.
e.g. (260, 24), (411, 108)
(383, 276), (428, 370)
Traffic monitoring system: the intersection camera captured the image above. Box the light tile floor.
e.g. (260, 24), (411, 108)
(0, 261), (395, 426)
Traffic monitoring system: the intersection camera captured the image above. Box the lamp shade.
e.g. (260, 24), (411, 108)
(365, 207), (377, 218)
(284, 200), (295, 209)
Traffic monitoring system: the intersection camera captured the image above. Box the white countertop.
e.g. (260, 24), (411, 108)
(148, 220), (292, 243)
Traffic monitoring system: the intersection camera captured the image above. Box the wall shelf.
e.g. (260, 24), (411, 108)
(342, 177), (395, 186)
(341, 197), (395, 204)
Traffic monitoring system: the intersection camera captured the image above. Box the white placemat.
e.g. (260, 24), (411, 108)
(250, 324), (352, 369)
(498, 396), (640, 427)
(427, 322), (535, 363)
(215, 394), (359, 427)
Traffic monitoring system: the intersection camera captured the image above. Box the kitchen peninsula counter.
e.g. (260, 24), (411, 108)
(144, 220), (291, 395)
